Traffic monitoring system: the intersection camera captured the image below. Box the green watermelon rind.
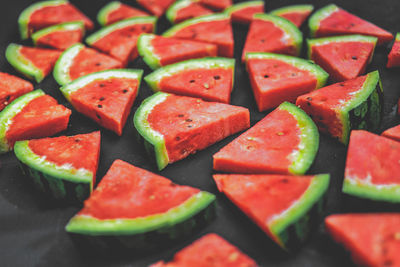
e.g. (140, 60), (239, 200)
(166, 0), (195, 24)
(5, 43), (45, 83)
(253, 14), (303, 56)
(245, 52), (329, 88)
(53, 43), (84, 86)
(224, 1), (264, 16)
(308, 4), (339, 37)
(97, 1), (122, 26)
(0, 90), (45, 153)
(137, 33), (161, 70)
(270, 4), (314, 17)
(65, 191), (215, 235)
(31, 21), (85, 46)
(18, 0), (68, 40)
(144, 57), (235, 92)
(86, 16), (158, 45)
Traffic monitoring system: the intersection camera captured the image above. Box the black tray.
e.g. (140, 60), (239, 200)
(1, 0), (399, 266)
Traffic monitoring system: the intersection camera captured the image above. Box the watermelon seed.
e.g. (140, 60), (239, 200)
(339, 83), (345, 87)
(99, 97), (105, 101)
(178, 114), (184, 117)
(281, 178), (289, 183)
(189, 80), (195, 83)
(75, 139), (80, 143)
(96, 114), (101, 120)
(95, 62), (101, 66)
(5, 95), (10, 101)
(352, 56), (358, 60)
(97, 104), (102, 108)
(176, 136), (181, 141)
(260, 39), (265, 43)
(122, 89), (128, 93)
(187, 125), (193, 128)
(291, 73), (297, 77)
(306, 97), (312, 101)
(141, 26), (147, 31)
(263, 74), (269, 78)
(99, 83), (105, 87)
(186, 119), (193, 122)
(318, 116), (323, 121)
(213, 75), (220, 80)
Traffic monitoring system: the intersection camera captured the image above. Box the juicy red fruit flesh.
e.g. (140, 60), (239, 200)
(0, 73), (33, 112)
(174, 2), (213, 24)
(20, 46), (61, 77)
(105, 4), (149, 26)
(36, 28), (83, 50)
(230, 4), (264, 24)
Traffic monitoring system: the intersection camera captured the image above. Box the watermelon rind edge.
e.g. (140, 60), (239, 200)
(165, 0), (195, 24)
(224, 1), (264, 16)
(270, 4), (314, 17)
(137, 33), (161, 70)
(97, 1), (122, 27)
(53, 43), (84, 86)
(31, 21), (85, 46)
(308, 4), (339, 37)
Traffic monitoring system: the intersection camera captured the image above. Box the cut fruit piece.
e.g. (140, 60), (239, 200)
(0, 90), (71, 153)
(14, 131), (100, 202)
(387, 33), (400, 68)
(137, 34), (217, 70)
(66, 160), (216, 249)
(214, 174), (330, 250)
(53, 43), (124, 86)
(134, 92), (250, 170)
(151, 233), (257, 267)
(213, 102), (319, 175)
(144, 58), (234, 103)
(60, 69), (143, 136)
(163, 14), (234, 58)
(343, 130), (400, 202)
(325, 213), (400, 267)
(296, 71), (383, 145)
(308, 35), (377, 82)
(166, 0), (214, 24)
(309, 4), (393, 45)
(245, 52), (328, 111)
(97, 1), (149, 26)
(270, 4), (314, 28)
(224, 1), (264, 24)
(137, 0), (175, 17)
(242, 14), (302, 62)
(86, 16), (157, 67)
(198, 0), (232, 11)
(31, 21), (85, 50)
(382, 124), (400, 142)
(0, 72), (33, 112)
(5, 43), (61, 83)
(18, 0), (94, 40)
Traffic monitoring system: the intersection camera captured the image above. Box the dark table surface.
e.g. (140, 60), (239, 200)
(1, 0), (399, 266)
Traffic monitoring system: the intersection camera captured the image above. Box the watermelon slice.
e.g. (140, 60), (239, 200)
(18, 0), (94, 40)
(325, 213), (400, 267)
(60, 69), (143, 136)
(213, 174), (330, 250)
(97, 1), (149, 26)
(134, 92), (250, 170)
(242, 14), (303, 62)
(213, 102), (319, 175)
(198, 0), (232, 11)
(31, 21), (85, 50)
(5, 43), (61, 83)
(382, 124), (400, 142)
(308, 35), (377, 82)
(166, 0), (214, 24)
(14, 131), (100, 202)
(387, 33), (400, 68)
(66, 160), (216, 249)
(296, 71), (383, 144)
(53, 43), (124, 86)
(137, 34), (218, 70)
(151, 233), (257, 267)
(136, 0), (175, 17)
(245, 52), (328, 111)
(0, 90), (71, 153)
(86, 16), (157, 67)
(144, 58), (234, 103)
(343, 130), (400, 202)
(0, 72), (33, 112)
(224, 1), (264, 24)
(309, 4), (393, 45)
(270, 4), (314, 28)
(163, 14), (234, 58)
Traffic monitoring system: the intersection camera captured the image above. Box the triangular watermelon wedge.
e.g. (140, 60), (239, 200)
(5, 43), (61, 83)
(343, 130), (400, 202)
(66, 160), (216, 249)
(198, 0), (232, 11)
(0, 72), (33, 112)
(382, 124), (400, 142)
(242, 14), (303, 62)
(213, 174), (330, 250)
(144, 58), (234, 103)
(245, 52), (328, 111)
(97, 1), (149, 26)
(163, 14), (234, 58)
(309, 4), (393, 45)
(134, 92), (249, 170)
(307, 35), (377, 82)
(213, 102), (319, 175)
(166, 0), (214, 24)
(387, 33), (400, 68)
(86, 16), (157, 67)
(137, 34), (218, 70)
(0, 90), (71, 153)
(137, 0), (175, 17)
(14, 131), (100, 202)
(270, 4), (314, 28)
(224, 1), (264, 24)
(325, 213), (400, 267)
(60, 69), (143, 136)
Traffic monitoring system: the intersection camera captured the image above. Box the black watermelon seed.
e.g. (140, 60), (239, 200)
(99, 83), (105, 87)
(352, 56), (358, 60)
(97, 104), (102, 108)
(122, 89), (128, 93)
(5, 95), (10, 101)
(189, 80), (195, 83)
(178, 114), (184, 117)
(214, 75), (220, 80)
(306, 97), (312, 101)
(99, 97), (105, 101)
(95, 62), (101, 66)
(264, 74), (269, 78)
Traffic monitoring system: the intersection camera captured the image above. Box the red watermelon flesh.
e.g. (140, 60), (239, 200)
(78, 159), (199, 219)
(230, 4), (264, 24)
(20, 46), (61, 78)
(279, 10), (312, 28)
(325, 213), (400, 267)
(137, 0), (175, 17)
(247, 58), (317, 111)
(382, 125), (400, 142)
(311, 41), (374, 82)
(105, 4), (149, 26)
(174, 3), (213, 24)
(198, 0), (232, 11)
(90, 23), (154, 66)
(5, 95), (71, 148)
(147, 94), (250, 164)
(0, 73), (33, 112)
(387, 35), (400, 68)
(151, 36), (218, 66)
(69, 77), (139, 136)
(35, 28), (83, 50)
(69, 48), (123, 81)
(151, 233), (257, 267)
(28, 131), (100, 183)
